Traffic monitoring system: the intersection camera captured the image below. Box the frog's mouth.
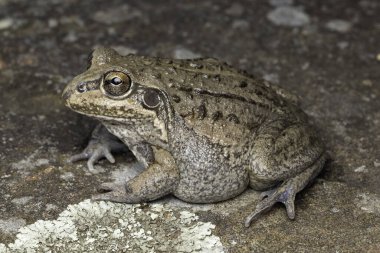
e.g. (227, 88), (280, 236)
(62, 86), (73, 103)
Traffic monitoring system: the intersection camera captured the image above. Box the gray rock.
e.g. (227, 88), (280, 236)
(356, 193), (380, 214)
(60, 172), (75, 181)
(231, 20), (250, 30)
(263, 73), (279, 83)
(269, 0), (294, 7)
(173, 47), (201, 59)
(47, 19), (58, 28)
(92, 5), (142, 24)
(0, 218), (26, 235)
(337, 41), (349, 50)
(0, 18), (14, 30)
(11, 197), (34, 206)
(112, 46), (138, 56)
(267, 6), (310, 27)
(225, 3), (244, 16)
(63, 32), (78, 43)
(326, 19), (352, 33)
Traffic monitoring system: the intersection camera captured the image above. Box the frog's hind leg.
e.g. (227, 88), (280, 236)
(245, 153), (326, 227)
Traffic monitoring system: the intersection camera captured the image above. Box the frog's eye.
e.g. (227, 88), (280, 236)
(143, 89), (161, 109)
(103, 72), (131, 97)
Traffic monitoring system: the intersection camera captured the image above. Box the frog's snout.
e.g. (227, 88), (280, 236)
(62, 81), (78, 107)
(62, 82), (76, 105)
(62, 88), (71, 101)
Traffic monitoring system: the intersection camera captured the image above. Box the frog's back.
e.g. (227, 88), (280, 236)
(129, 55), (303, 146)
(164, 57), (299, 105)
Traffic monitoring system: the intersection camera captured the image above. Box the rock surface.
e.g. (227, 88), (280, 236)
(267, 6), (310, 27)
(0, 0), (379, 252)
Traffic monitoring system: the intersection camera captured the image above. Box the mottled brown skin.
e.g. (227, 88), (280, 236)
(62, 47), (326, 227)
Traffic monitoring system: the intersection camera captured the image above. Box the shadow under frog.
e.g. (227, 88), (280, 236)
(62, 47), (326, 227)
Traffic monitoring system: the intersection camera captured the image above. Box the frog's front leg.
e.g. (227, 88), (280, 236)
(93, 147), (179, 203)
(246, 120), (326, 227)
(68, 124), (128, 172)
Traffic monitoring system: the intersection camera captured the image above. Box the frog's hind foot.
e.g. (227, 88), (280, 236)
(245, 153), (326, 227)
(245, 181), (297, 227)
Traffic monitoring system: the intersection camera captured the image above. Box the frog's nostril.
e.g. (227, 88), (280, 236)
(77, 83), (87, 93)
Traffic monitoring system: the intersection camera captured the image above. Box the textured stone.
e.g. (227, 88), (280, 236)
(0, 218), (26, 235)
(173, 47), (201, 59)
(267, 6), (310, 27)
(92, 5), (142, 24)
(269, 0), (294, 6)
(326, 19), (352, 33)
(0, 18), (13, 30)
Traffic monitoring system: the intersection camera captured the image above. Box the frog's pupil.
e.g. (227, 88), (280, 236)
(103, 72), (131, 97)
(112, 77), (122, 85)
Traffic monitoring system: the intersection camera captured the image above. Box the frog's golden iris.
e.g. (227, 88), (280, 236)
(102, 71), (131, 97)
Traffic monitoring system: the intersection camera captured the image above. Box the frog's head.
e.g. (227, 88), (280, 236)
(62, 47), (173, 141)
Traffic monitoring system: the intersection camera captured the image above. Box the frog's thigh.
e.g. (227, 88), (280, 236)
(248, 120), (323, 190)
(94, 147), (179, 203)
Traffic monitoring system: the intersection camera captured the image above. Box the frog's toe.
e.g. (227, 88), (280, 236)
(86, 149), (111, 172)
(92, 183), (128, 202)
(259, 188), (276, 199)
(68, 143), (116, 172)
(68, 152), (90, 163)
(103, 149), (116, 163)
(97, 182), (119, 192)
(284, 194), (296, 219)
(245, 183), (296, 227)
(244, 197), (275, 227)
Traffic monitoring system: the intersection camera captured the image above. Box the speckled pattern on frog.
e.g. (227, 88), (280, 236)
(62, 47), (326, 226)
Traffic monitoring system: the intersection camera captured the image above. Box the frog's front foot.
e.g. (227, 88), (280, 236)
(68, 138), (127, 173)
(245, 182), (296, 227)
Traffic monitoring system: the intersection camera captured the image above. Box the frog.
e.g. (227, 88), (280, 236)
(62, 47), (326, 227)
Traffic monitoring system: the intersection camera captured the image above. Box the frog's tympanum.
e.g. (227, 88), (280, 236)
(62, 47), (326, 227)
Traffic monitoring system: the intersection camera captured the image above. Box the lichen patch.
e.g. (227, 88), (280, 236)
(0, 200), (224, 252)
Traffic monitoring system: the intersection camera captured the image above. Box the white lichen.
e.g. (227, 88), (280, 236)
(0, 243), (9, 253)
(177, 223), (222, 252)
(1, 200), (224, 253)
(180, 210), (198, 225)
